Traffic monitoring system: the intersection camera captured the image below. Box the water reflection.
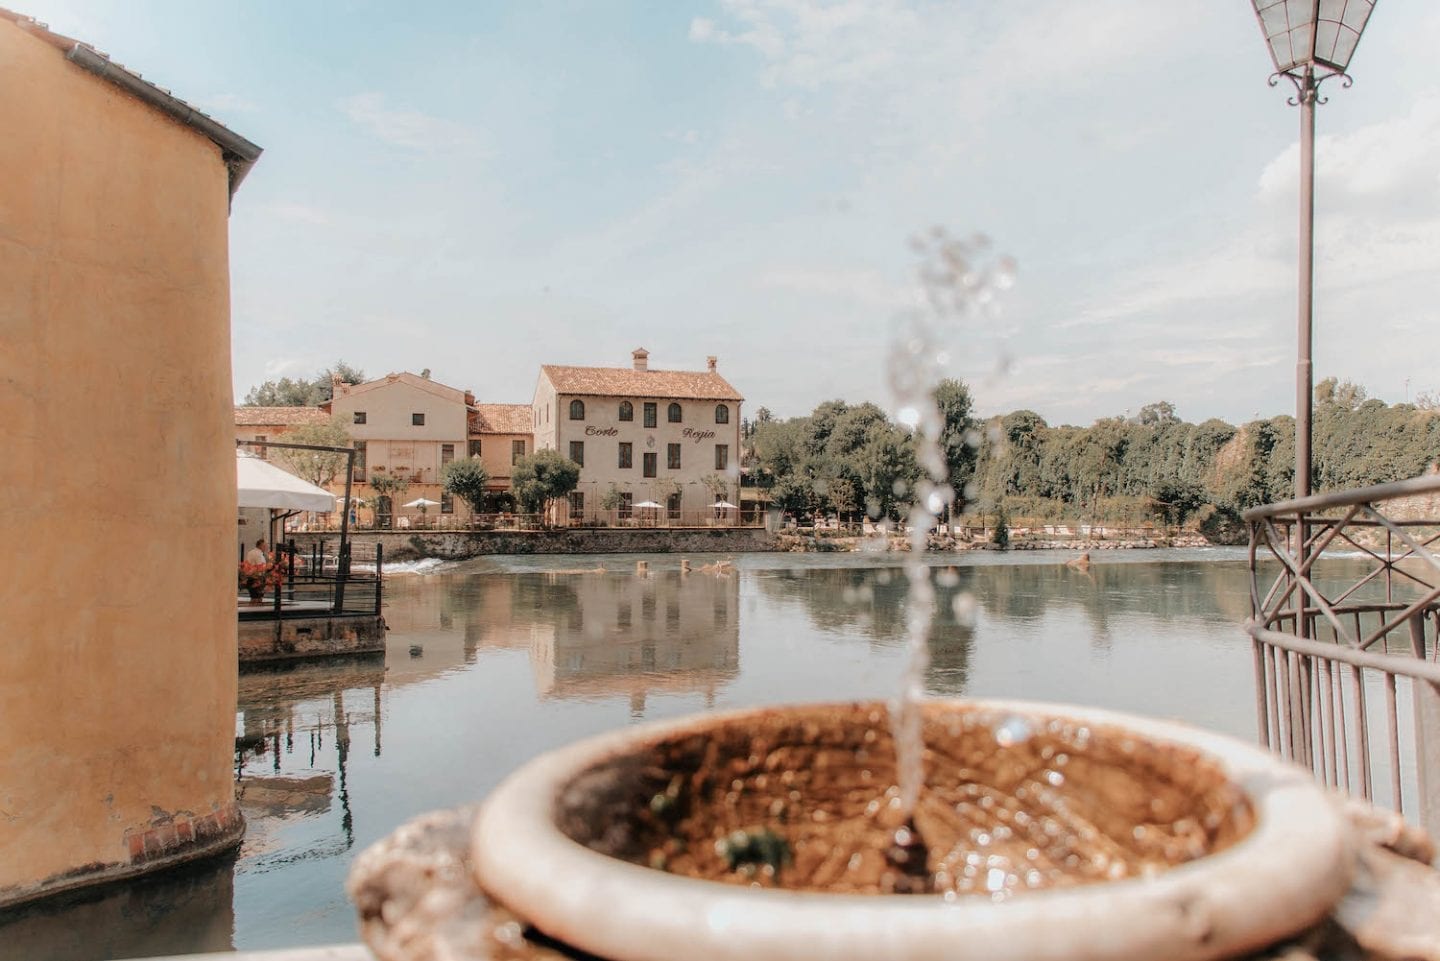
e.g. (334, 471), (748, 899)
(754, 566), (974, 696)
(234, 655), (386, 865)
(382, 571), (741, 711)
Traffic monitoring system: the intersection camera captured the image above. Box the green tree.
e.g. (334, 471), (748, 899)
(368, 472), (410, 528)
(1137, 401), (1178, 426)
(599, 484), (624, 511)
(511, 449), (581, 523)
(277, 419), (352, 488)
(441, 457), (490, 514)
(243, 361), (365, 406)
(826, 476), (857, 527)
(992, 505), (1010, 549)
(933, 378), (979, 517)
(702, 473), (731, 503)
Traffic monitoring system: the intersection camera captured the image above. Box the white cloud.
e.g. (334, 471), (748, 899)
(338, 92), (487, 153)
(1258, 94), (1440, 211)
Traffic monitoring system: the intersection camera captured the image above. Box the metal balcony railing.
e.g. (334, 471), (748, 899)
(1245, 474), (1440, 837)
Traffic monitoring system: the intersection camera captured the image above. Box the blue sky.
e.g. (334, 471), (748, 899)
(22, 0), (1440, 425)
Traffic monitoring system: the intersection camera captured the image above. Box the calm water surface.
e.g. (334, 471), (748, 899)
(5, 548), (1311, 958)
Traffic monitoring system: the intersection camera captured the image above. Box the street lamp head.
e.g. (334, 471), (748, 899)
(1253, 0), (1375, 78)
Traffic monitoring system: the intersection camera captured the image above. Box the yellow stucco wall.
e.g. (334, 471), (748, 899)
(0, 21), (241, 901)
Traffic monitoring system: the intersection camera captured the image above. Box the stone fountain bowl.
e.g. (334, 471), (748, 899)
(469, 700), (1350, 961)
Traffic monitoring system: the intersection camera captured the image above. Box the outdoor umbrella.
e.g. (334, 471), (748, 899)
(711, 501), (738, 509)
(634, 500), (663, 509)
(403, 498), (442, 509)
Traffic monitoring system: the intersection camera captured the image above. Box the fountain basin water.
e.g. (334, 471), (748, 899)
(469, 699), (1350, 961)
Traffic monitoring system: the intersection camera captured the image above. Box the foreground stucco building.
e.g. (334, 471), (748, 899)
(0, 10), (260, 906)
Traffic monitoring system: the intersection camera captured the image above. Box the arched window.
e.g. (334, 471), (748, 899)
(667, 402), (682, 423)
(619, 401), (634, 422)
(715, 404), (729, 424)
(569, 399), (585, 420)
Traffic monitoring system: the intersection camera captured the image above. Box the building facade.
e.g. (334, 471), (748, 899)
(468, 403), (532, 502)
(531, 349), (744, 523)
(0, 10), (259, 906)
(234, 406), (330, 459)
(325, 372), (470, 523)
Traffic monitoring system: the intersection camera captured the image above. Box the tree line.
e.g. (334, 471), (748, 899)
(744, 378), (1440, 535)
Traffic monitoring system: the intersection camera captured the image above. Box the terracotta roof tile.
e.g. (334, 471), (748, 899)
(541, 365), (743, 402)
(469, 403), (533, 435)
(234, 406), (329, 428)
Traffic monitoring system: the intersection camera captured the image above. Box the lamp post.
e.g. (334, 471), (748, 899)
(1250, 0), (1375, 499)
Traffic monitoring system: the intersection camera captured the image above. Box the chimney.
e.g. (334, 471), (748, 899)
(331, 373), (348, 397)
(706, 355), (717, 373)
(632, 348), (649, 371)
(464, 390), (475, 407)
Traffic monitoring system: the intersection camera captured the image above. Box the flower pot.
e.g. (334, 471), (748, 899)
(246, 586), (265, 602)
(470, 700), (1350, 961)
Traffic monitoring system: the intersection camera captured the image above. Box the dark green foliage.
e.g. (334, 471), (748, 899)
(753, 378), (1437, 530)
(511, 449), (581, 522)
(441, 457), (490, 514)
(992, 506), (1010, 549)
(243, 361), (366, 406)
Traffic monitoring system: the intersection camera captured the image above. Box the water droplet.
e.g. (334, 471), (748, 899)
(1045, 770), (1065, 787)
(994, 715), (1033, 747)
(985, 867), (1007, 892)
(494, 921), (524, 947)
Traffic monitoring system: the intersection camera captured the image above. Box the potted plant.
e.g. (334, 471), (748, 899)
(238, 559), (284, 603)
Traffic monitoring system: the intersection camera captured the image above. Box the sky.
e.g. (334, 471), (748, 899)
(20, 0), (1440, 426)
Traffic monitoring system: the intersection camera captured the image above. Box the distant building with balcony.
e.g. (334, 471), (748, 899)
(531, 349), (744, 523)
(324, 372), (472, 522)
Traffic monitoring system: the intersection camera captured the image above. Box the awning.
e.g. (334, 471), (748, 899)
(237, 450), (335, 512)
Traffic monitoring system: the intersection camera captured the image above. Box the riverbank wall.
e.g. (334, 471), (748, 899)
(775, 531), (1217, 553)
(238, 613), (386, 664)
(288, 527), (781, 561)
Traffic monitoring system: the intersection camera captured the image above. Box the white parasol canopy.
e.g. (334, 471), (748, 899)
(711, 501), (738, 509)
(634, 500), (663, 509)
(403, 497), (442, 509)
(236, 451), (335, 512)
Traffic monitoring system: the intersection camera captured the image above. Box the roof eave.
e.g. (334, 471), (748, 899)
(63, 43), (262, 199)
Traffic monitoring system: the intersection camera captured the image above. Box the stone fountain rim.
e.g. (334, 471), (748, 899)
(471, 698), (1352, 961)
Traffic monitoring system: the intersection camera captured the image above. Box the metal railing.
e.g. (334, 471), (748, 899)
(1245, 474), (1440, 836)
(564, 508), (764, 529)
(241, 541), (384, 619)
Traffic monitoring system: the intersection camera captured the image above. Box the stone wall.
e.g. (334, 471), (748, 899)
(238, 614), (387, 664)
(288, 527), (779, 561)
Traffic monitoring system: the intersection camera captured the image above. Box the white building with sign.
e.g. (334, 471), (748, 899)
(530, 349), (744, 522)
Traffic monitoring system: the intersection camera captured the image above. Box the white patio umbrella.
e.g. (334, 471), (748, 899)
(711, 500), (738, 509)
(236, 451), (334, 512)
(634, 500), (663, 509)
(403, 497), (442, 509)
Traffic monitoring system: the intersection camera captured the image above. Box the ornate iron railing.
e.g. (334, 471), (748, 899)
(1245, 474), (1440, 838)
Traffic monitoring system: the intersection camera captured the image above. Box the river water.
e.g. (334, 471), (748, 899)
(3, 548), (1303, 958)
